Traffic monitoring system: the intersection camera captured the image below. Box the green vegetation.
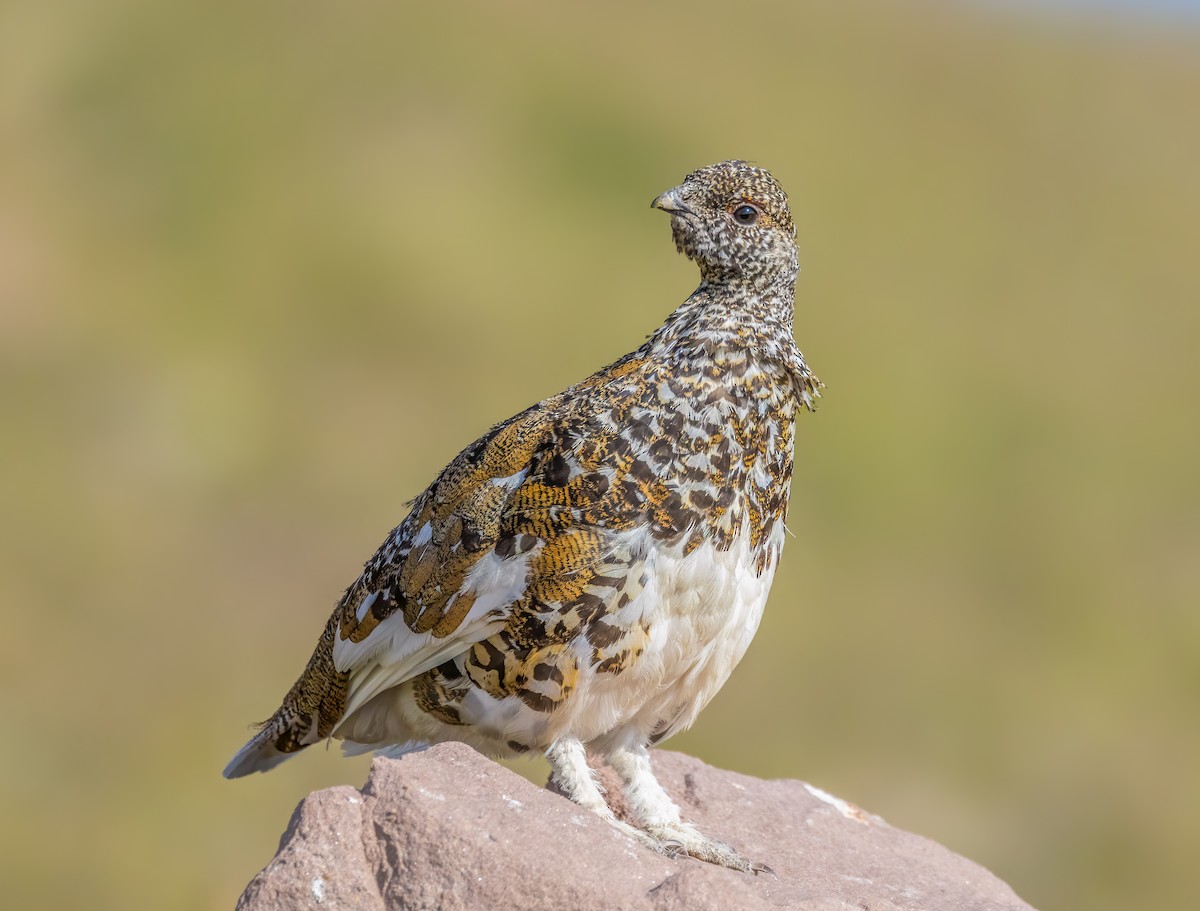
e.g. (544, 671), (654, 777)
(1, 1), (1197, 908)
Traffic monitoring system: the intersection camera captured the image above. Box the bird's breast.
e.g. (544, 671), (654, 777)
(616, 356), (798, 566)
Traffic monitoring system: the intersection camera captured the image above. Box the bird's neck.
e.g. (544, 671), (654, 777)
(697, 254), (800, 294)
(649, 278), (797, 359)
(644, 278), (821, 411)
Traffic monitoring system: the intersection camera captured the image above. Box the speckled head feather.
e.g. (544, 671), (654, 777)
(652, 160), (798, 290)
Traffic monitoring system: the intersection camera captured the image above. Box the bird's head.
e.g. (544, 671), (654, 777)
(652, 160), (798, 290)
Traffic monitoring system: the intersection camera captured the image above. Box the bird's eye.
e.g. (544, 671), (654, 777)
(732, 203), (760, 226)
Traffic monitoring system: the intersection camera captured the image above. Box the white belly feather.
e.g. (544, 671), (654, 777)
(564, 521), (782, 750)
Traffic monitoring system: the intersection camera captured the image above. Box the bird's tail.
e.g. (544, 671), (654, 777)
(223, 613), (349, 779)
(222, 712), (314, 779)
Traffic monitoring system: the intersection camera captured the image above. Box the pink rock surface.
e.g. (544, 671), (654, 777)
(236, 742), (1035, 911)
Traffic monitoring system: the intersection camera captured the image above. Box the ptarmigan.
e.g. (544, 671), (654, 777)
(225, 160), (821, 873)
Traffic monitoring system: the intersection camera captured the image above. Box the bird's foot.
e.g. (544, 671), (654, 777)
(606, 817), (674, 854)
(642, 821), (773, 875)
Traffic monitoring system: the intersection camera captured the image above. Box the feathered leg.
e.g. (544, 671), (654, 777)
(545, 738), (666, 852)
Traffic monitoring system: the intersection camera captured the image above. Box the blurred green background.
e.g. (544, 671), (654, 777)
(2, 1), (1197, 908)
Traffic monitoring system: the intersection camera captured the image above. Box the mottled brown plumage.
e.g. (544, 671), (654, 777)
(226, 160), (821, 872)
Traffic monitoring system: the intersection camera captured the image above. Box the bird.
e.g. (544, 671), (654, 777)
(224, 159), (821, 873)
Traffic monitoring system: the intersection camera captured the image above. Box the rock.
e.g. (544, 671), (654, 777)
(236, 742), (1035, 911)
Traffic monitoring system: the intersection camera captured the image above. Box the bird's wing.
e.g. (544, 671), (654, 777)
(224, 354), (659, 778)
(331, 405), (562, 725)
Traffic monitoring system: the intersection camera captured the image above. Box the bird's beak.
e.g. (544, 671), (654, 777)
(651, 186), (694, 216)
